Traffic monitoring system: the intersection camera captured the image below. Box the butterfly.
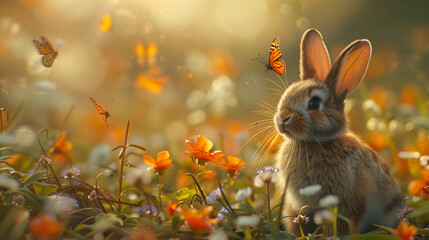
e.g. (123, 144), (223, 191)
(33, 36), (58, 68)
(264, 37), (286, 75)
(99, 13), (112, 31)
(134, 40), (158, 67)
(90, 97), (110, 127)
(135, 70), (169, 94)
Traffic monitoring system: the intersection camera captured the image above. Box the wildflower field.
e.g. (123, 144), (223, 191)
(1, 0), (429, 239)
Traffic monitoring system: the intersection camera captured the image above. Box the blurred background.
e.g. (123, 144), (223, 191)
(0, 0), (428, 178)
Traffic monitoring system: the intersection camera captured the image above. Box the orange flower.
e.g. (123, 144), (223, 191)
(394, 221), (418, 240)
(370, 85), (394, 110)
(177, 206), (217, 236)
(130, 228), (157, 240)
(143, 151), (172, 174)
(28, 214), (63, 240)
(49, 131), (73, 163)
(398, 84), (419, 108)
(5, 153), (24, 167)
(203, 170), (216, 179)
(408, 169), (429, 197)
(367, 131), (389, 151)
(185, 135), (225, 165)
(168, 201), (178, 215)
(215, 156), (245, 177)
(177, 171), (190, 188)
(416, 131), (429, 155)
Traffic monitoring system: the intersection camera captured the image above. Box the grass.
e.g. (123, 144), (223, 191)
(0, 84), (429, 240)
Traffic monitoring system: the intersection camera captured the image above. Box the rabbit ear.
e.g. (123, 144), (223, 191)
(327, 40), (371, 95)
(300, 29), (332, 81)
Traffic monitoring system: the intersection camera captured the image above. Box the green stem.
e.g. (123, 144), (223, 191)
(118, 120), (130, 213)
(47, 163), (62, 188)
(215, 176), (237, 217)
(187, 173), (207, 205)
(333, 206), (338, 237)
(267, 182), (271, 222)
(299, 224), (305, 238)
(156, 174), (163, 219)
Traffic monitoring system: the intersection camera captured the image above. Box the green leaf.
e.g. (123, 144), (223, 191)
(92, 213), (124, 233)
(411, 200), (429, 219)
(10, 170), (26, 179)
(372, 224), (395, 234)
(354, 233), (398, 240)
(266, 221), (281, 240)
(171, 213), (183, 231)
(32, 182), (58, 196)
(20, 171), (46, 189)
(0, 157), (13, 164)
(174, 187), (197, 200)
(0, 147), (14, 156)
(0, 206), (29, 240)
(0, 166), (14, 174)
(418, 228), (429, 236)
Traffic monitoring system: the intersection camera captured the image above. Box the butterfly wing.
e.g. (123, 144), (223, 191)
(33, 36), (55, 55)
(41, 52), (58, 68)
(147, 42), (158, 66)
(267, 37), (285, 75)
(33, 36), (58, 67)
(90, 97), (109, 127)
(90, 97), (106, 115)
(271, 60), (286, 75)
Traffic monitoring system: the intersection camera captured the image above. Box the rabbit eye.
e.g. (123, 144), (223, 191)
(308, 96), (321, 110)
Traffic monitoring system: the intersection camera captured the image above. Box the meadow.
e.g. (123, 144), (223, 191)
(0, 0), (429, 239)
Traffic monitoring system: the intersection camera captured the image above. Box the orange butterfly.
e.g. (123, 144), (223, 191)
(99, 13), (112, 31)
(33, 36), (58, 68)
(134, 40), (158, 67)
(90, 97), (110, 127)
(265, 37), (285, 75)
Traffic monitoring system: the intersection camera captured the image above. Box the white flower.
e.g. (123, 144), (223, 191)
(313, 209), (334, 225)
(128, 193), (138, 201)
(88, 189), (97, 200)
(254, 199), (265, 208)
(420, 155), (429, 170)
(292, 215), (310, 224)
(37, 155), (52, 166)
(319, 195), (340, 207)
(206, 187), (223, 204)
(366, 117), (386, 132)
(362, 99), (381, 115)
(14, 125), (35, 148)
(299, 184), (322, 196)
(398, 151), (420, 159)
(46, 196), (78, 220)
(235, 215), (260, 227)
(124, 162), (153, 185)
(234, 187), (252, 201)
(208, 230), (228, 240)
(254, 166), (279, 187)
(64, 166), (80, 179)
(0, 174), (19, 189)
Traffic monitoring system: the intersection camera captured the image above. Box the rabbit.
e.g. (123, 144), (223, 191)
(273, 29), (404, 236)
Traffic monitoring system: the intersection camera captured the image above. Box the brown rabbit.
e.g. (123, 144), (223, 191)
(274, 29), (404, 235)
